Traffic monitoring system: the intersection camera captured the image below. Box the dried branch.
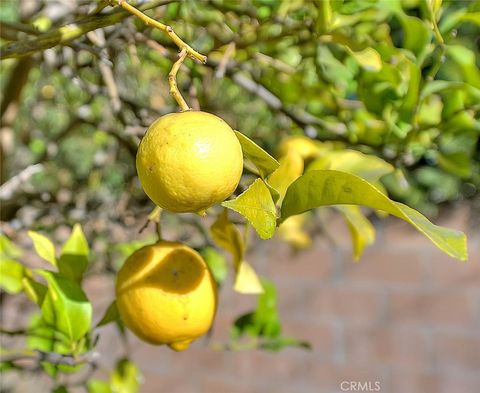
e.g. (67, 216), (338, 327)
(0, 0), (175, 60)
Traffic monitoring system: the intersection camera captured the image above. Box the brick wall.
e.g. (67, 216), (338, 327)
(91, 206), (480, 393)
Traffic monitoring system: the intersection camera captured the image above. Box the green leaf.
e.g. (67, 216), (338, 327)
(52, 386), (69, 393)
(222, 179), (277, 240)
(349, 47), (382, 72)
(0, 258), (25, 293)
(268, 149), (304, 205)
(280, 170), (467, 261)
(87, 380), (112, 393)
(259, 336), (312, 352)
(336, 206), (375, 260)
(96, 301), (120, 328)
(111, 358), (141, 393)
(398, 14), (431, 57)
(0, 235), (22, 258)
(28, 231), (56, 266)
(234, 131), (280, 179)
(39, 271), (92, 342)
(22, 276), (47, 305)
(307, 150), (394, 182)
(58, 224), (90, 282)
(200, 247), (228, 286)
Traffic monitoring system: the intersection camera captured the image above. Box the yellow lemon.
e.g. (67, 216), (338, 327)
(136, 111), (243, 213)
(116, 241), (217, 351)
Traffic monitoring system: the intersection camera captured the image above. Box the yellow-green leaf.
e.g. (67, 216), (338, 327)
(28, 231), (56, 266)
(58, 224), (90, 282)
(308, 149), (394, 183)
(222, 179), (277, 240)
(268, 149), (304, 205)
(281, 170), (467, 261)
(336, 205), (375, 260)
(234, 131), (279, 179)
(0, 258), (25, 293)
(210, 209), (244, 263)
(277, 213), (312, 250)
(234, 260), (264, 294)
(22, 276), (47, 305)
(349, 47), (382, 72)
(210, 210), (263, 294)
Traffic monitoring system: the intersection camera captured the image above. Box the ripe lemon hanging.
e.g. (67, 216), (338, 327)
(116, 241), (217, 351)
(136, 111), (243, 213)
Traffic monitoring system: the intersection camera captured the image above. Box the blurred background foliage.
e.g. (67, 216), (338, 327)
(0, 0), (479, 390)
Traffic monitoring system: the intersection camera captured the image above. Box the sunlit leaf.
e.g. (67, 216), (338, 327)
(349, 47), (382, 72)
(28, 231), (56, 266)
(234, 261), (264, 294)
(336, 205), (375, 260)
(0, 235), (22, 258)
(234, 131), (279, 179)
(223, 179), (277, 240)
(22, 276), (47, 305)
(268, 149), (304, 206)
(281, 170), (467, 261)
(39, 271), (92, 342)
(58, 224), (90, 282)
(87, 380), (112, 393)
(0, 258), (24, 293)
(110, 358), (141, 393)
(307, 150), (394, 182)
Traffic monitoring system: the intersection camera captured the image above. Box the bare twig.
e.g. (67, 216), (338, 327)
(0, 0), (175, 59)
(168, 49), (189, 111)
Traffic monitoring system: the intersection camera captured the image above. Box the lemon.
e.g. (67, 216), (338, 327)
(116, 241), (217, 351)
(136, 111), (243, 213)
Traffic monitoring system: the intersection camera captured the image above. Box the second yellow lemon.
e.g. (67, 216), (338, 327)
(136, 111), (243, 213)
(116, 241), (217, 351)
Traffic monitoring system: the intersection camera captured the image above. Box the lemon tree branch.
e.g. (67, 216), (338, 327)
(168, 49), (190, 111)
(115, 0), (206, 64)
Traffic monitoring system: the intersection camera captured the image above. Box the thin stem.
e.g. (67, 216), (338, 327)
(116, 0), (206, 63)
(169, 49), (189, 111)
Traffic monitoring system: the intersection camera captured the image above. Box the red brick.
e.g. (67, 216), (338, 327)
(389, 290), (474, 328)
(310, 286), (382, 325)
(426, 253), (480, 288)
(390, 370), (439, 393)
(344, 327), (430, 370)
(438, 373), (480, 393)
(434, 332), (480, 372)
(344, 249), (424, 285)
(264, 240), (333, 282)
(310, 363), (388, 392)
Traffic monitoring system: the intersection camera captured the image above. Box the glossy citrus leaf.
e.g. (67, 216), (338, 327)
(268, 149), (304, 205)
(39, 271), (92, 342)
(307, 149), (394, 182)
(281, 170), (467, 261)
(222, 178), (277, 240)
(234, 131), (279, 179)
(58, 224), (90, 282)
(28, 231), (56, 266)
(0, 235), (22, 258)
(0, 258), (24, 293)
(22, 276), (47, 305)
(336, 205), (375, 260)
